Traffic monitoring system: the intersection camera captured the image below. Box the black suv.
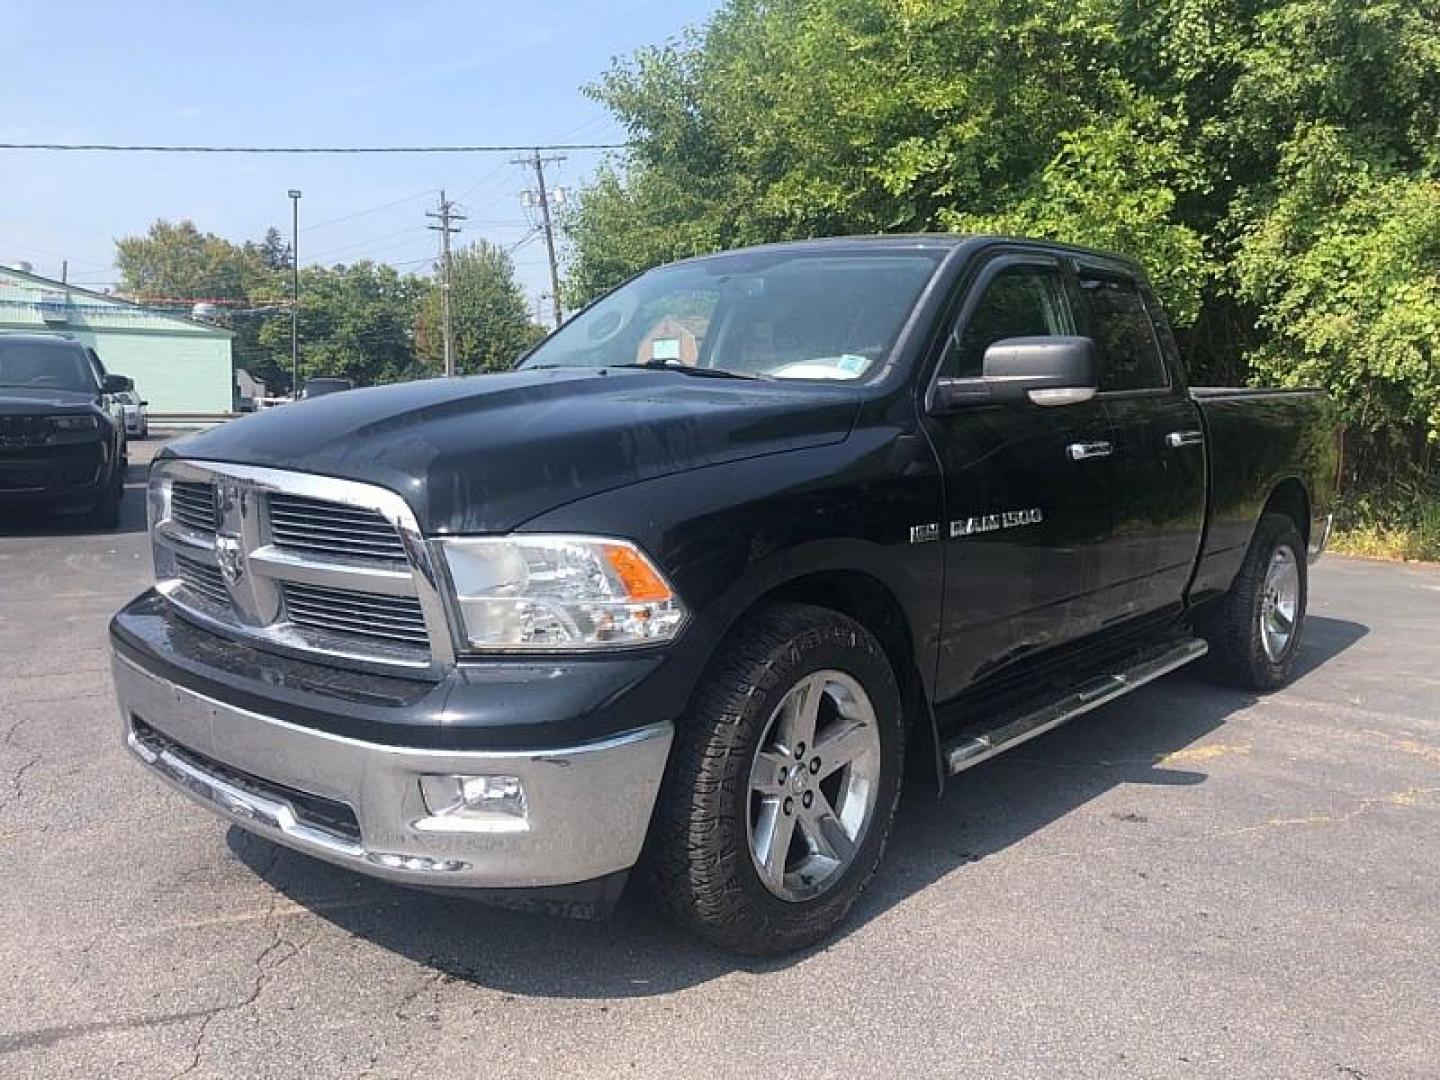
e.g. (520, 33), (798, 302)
(0, 333), (131, 527)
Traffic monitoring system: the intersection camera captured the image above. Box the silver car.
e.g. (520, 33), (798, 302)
(115, 390), (149, 438)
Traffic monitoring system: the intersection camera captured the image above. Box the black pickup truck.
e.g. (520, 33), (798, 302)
(1, 333), (131, 527)
(110, 235), (1337, 954)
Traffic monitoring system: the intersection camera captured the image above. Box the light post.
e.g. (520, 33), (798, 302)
(288, 189), (302, 397)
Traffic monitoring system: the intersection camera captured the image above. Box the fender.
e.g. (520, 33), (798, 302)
(518, 428), (947, 775)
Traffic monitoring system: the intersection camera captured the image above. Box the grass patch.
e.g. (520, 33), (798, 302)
(1331, 522), (1440, 562)
(1331, 486), (1440, 563)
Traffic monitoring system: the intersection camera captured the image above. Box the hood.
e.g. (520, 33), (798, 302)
(0, 388), (101, 414)
(168, 368), (862, 533)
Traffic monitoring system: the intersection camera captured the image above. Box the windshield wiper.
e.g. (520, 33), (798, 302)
(611, 362), (764, 381)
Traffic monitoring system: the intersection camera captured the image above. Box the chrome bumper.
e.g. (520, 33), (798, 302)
(111, 652), (673, 888)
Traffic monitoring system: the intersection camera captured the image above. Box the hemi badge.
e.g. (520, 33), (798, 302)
(909, 523), (940, 544)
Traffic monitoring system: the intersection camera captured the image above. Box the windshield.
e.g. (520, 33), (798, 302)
(0, 341), (97, 393)
(520, 250), (943, 382)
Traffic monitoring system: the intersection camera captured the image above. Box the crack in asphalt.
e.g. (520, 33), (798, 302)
(169, 848), (316, 1079)
(0, 714), (41, 814)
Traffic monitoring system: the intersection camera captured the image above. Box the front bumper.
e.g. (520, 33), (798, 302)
(0, 440), (108, 503)
(112, 650), (673, 889)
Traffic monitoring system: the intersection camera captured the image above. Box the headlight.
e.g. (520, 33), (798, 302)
(50, 414), (100, 431)
(439, 535), (686, 651)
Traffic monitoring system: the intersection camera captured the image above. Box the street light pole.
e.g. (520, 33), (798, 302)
(288, 189), (302, 397)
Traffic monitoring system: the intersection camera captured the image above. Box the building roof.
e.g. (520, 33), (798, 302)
(0, 263), (232, 337)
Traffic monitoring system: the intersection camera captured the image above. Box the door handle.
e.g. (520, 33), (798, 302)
(1165, 430), (1204, 449)
(1067, 441), (1113, 461)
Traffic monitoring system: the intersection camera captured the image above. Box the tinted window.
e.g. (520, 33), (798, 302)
(1078, 276), (1167, 392)
(0, 341), (98, 393)
(948, 264), (1072, 377)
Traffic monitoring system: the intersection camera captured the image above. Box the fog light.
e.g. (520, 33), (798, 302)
(418, 774), (527, 829)
(366, 852), (469, 873)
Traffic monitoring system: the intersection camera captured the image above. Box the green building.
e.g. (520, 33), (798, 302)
(0, 263), (233, 415)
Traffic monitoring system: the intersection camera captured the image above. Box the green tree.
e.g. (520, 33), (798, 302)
(416, 242), (545, 374)
(116, 218), (294, 392)
(257, 261), (426, 388)
(115, 219), (264, 303)
(566, 0), (1440, 485)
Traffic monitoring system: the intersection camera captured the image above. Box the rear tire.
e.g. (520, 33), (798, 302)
(1199, 512), (1307, 690)
(643, 603), (904, 955)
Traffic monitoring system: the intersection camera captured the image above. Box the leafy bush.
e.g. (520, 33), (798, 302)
(566, 0), (1440, 510)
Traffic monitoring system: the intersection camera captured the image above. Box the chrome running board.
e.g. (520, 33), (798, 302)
(942, 637), (1209, 775)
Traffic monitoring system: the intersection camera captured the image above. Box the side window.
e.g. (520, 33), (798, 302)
(947, 264), (1073, 378)
(1077, 275), (1168, 392)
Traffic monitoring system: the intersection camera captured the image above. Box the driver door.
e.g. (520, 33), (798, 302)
(921, 254), (1117, 702)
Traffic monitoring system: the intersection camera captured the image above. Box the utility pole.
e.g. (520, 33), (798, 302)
(514, 149), (566, 328)
(426, 189), (465, 376)
(288, 189), (302, 396)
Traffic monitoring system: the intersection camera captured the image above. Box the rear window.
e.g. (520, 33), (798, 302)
(0, 340), (98, 393)
(1078, 276), (1168, 392)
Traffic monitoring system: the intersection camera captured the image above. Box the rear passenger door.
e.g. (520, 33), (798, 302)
(1076, 265), (1206, 626)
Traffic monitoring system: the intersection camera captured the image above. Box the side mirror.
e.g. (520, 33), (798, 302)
(103, 374), (134, 394)
(933, 336), (1098, 410)
(139, 400), (150, 407)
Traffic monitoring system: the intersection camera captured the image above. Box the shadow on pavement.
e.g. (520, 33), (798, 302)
(231, 615), (1369, 999)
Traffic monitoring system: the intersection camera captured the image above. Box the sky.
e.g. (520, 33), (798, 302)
(0, 0), (720, 318)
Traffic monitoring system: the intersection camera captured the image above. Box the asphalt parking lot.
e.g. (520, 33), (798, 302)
(1, 437), (1437, 1079)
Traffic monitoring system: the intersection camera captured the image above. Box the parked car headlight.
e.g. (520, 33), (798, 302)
(439, 535), (686, 651)
(50, 414), (100, 431)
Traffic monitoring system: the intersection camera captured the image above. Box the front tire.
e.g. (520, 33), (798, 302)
(1200, 512), (1307, 690)
(643, 603), (904, 955)
(88, 462), (124, 529)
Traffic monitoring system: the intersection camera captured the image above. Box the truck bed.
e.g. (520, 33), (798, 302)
(1189, 385), (1336, 601)
(1190, 386), (1325, 400)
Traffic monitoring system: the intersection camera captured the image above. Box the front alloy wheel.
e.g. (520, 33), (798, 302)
(747, 670), (882, 902)
(644, 603), (904, 955)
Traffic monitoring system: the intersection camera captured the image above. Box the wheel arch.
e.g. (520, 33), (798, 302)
(1261, 477), (1312, 548)
(742, 568), (945, 796)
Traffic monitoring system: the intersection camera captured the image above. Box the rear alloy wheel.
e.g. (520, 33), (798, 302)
(1200, 511), (1307, 690)
(1259, 544), (1301, 664)
(644, 603), (904, 955)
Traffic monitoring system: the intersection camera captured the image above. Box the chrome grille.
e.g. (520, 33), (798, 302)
(175, 554), (228, 606)
(268, 493), (407, 562)
(151, 461), (453, 673)
(283, 582), (429, 648)
(170, 481), (217, 534)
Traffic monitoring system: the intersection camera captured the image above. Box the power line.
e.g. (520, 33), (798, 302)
(305, 226), (432, 262)
(301, 188), (438, 233)
(0, 141), (623, 154)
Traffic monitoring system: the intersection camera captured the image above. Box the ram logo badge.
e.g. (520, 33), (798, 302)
(951, 508), (1043, 538)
